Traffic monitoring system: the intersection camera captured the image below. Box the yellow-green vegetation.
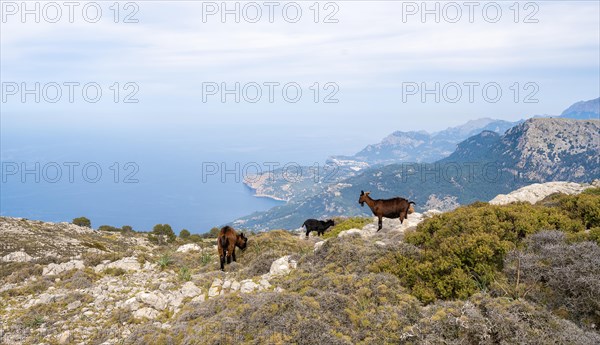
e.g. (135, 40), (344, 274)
(179, 266), (192, 281)
(322, 217), (371, 239)
(239, 230), (313, 277)
(371, 189), (600, 303)
(102, 267), (127, 276)
(157, 254), (173, 270)
(120, 233), (600, 344)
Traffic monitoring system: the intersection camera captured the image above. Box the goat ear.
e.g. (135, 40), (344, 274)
(366, 191), (370, 195)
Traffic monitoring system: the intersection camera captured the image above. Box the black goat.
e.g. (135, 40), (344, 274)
(302, 219), (335, 237)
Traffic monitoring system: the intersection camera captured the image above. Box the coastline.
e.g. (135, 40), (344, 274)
(242, 182), (289, 203)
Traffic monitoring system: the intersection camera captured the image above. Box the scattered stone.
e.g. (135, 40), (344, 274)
(191, 294), (206, 303)
(259, 279), (271, 290)
(180, 282), (202, 298)
(240, 279), (259, 294)
(176, 243), (202, 253)
(123, 297), (140, 311)
(43, 260), (84, 276)
(314, 240), (327, 252)
(57, 330), (72, 344)
(337, 229), (362, 238)
(268, 256), (297, 277)
(1, 250), (33, 263)
(133, 307), (159, 320)
(94, 256), (140, 273)
(136, 292), (168, 311)
(67, 300), (81, 310)
(208, 279), (222, 298)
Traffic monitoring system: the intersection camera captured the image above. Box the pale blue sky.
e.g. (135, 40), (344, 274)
(2, 1), (599, 154)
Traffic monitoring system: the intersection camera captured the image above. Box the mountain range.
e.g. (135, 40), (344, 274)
(234, 98), (600, 231)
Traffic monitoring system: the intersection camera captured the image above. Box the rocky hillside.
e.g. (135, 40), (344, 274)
(560, 97), (599, 120)
(234, 118), (600, 231)
(242, 98), (597, 211)
(495, 118), (600, 181)
(2, 184), (600, 344)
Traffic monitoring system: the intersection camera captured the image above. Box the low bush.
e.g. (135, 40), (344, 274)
(499, 231), (600, 329)
(371, 191), (599, 303)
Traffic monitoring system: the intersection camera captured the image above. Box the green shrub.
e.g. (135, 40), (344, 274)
(157, 254), (173, 270)
(189, 234), (203, 243)
(98, 225), (121, 232)
(102, 267), (127, 276)
(372, 195), (596, 303)
(149, 224), (176, 245)
(201, 227), (220, 239)
(72, 216), (91, 228)
(179, 266), (192, 282)
(179, 229), (191, 239)
(122, 225), (134, 233)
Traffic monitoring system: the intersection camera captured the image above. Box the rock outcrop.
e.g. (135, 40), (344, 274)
(489, 181), (594, 205)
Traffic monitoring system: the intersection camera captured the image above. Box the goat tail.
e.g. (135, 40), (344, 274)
(301, 221), (307, 228)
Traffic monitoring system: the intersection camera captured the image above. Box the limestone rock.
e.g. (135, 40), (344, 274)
(208, 279), (222, 298)
(57, 330), (72, 344)
(133, 307), (159, 320)
(240, 279), (259, 293)
(489, 181), (592, 205)
(268, 255), (297, 277)
(180, 282), (202, 298)
(176, 243), (202, 253)
(314, 240), (327, 252)
(136, 292), (168, 311)
(43, 260), (84, 276)
(338, 229), (362, 238)
(94, 256), (140, 273)
(2, 250), (33, 263)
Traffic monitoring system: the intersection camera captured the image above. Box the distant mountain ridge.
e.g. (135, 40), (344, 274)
(245, 118), (518, 202)
(560, 97), (599, 120)
(234, 118), (600, 231)
(332, 118), (517, 165)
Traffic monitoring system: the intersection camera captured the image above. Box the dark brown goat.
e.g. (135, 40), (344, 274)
(358, 190), (415, 231)
(217, 226), (248, 271)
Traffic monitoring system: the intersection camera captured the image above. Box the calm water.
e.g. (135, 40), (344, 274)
(0, 121), (358, 234)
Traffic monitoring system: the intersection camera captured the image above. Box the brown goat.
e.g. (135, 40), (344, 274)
(358, 190), (415, 231)
(217, 226), (247, 271)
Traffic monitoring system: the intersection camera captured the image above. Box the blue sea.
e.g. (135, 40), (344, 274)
(0, 118), (369, 234)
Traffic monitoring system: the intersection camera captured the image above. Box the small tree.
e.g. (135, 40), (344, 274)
(149, 224), (176, 245)
(122, 225), (134, 233)
(189, 234), (202, 243)
(202, 227), (221, 239)
(73, 217), (91, 228)
(180, 229), (191, 239)
(98, 225), (120, 232)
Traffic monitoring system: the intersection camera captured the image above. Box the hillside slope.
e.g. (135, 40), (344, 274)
(2, 185), (600, 344)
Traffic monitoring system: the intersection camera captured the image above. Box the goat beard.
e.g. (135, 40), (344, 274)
(359, 202), (364, 207)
